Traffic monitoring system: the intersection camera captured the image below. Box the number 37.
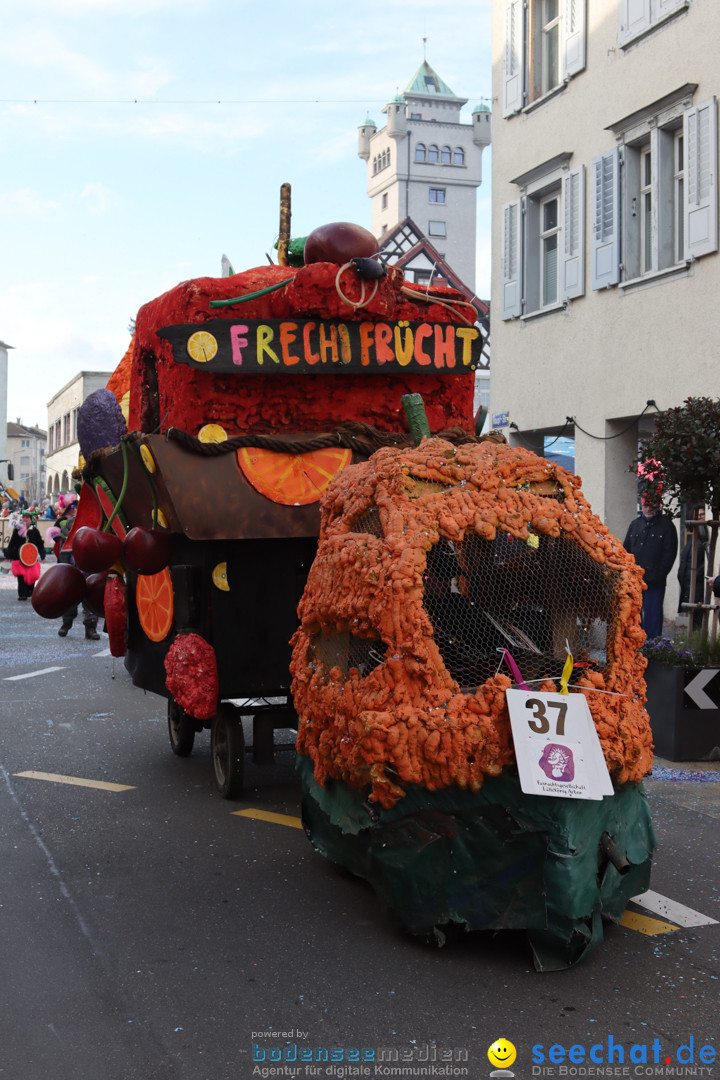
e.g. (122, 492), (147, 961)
(525, 697), (567, 736)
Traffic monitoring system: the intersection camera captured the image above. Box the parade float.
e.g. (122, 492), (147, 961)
(31, 197), (655, 969)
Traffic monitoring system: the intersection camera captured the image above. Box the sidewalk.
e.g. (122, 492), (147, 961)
(646, 755), (720, 820)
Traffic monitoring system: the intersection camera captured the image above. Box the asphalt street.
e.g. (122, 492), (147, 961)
(0, 568), (718, 1080)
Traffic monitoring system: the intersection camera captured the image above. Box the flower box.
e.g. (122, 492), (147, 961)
(644, 661), (720, 760)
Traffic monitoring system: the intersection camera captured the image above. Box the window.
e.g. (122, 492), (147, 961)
(453, 147), (465, 166)
(592, 93), (718, 289)
(63, 413), (70, 444)
(20, 455), (30, 466)
(48, 429), (54, 453)
(415, 143), (426, 162)
(414, 270), (433, 285)
(503, 0), (586, 116)
(441, 146), (452, 164)
(428, 220), (447, 238)
(410, 112), (422, 120)
(501, 156), (585, 319)
(381, 193), (388, 210)
(429, 188), (446, 203)
(21, 438), (30, 447)
(619, 0), (689, 48)
(428, 144), (439, 163)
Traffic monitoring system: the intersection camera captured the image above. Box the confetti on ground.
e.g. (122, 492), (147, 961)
(646, 766), (720, 782)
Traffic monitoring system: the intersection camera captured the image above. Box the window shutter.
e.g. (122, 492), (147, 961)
(562, 0), (586, 80)
(618, 0), (651, 43)
(654, 0), (687, 18)
(684, 97), (718, 260)
(501, 199), (523, 319)
(503, 0), (524, 117)
(591, 148), (620, 289)
(562, 166), (585, 300)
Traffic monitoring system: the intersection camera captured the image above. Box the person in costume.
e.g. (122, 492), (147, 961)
(56, 505), (100, 640)
(4, 511), (45, 600)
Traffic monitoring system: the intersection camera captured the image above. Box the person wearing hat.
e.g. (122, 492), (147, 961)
(4, 511), (45, 600)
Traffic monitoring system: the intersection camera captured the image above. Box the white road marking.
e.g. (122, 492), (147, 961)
(630, 889), (719, 927)
(93, 648), (111, 657)
(4, 666), (65, 681)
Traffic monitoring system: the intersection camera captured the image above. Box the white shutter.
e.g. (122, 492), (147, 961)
(684, 97), (718, 260)
(619, 0), (651, 43)
(654, 0), (687, 18)
(501, 199), (523, 319)
(503, 0), (524, 117)
(591, 149), (620, 289)
(562, 0), (586, 80)
(562, 166), (585, 300)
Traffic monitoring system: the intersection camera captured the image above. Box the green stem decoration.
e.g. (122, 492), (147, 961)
(103, 439), (129, 533)
(209, 278), (293, 309)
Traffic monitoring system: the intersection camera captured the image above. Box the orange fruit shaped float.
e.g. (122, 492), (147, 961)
(291, 437), (656, 970)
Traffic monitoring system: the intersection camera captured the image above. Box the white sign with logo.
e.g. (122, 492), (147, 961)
(506, 689), (614, 800)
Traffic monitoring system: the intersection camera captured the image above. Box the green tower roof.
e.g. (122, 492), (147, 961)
(404, 60), (461, 100)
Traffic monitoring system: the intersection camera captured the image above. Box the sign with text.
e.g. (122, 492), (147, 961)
(157, 318), (483, 376)
(506, 689), (614, 800)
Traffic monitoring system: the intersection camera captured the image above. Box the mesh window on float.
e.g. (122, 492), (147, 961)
(422, 533), (618, 691)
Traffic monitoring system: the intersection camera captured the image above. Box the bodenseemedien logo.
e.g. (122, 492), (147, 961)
(488, 1038), (517, 1077)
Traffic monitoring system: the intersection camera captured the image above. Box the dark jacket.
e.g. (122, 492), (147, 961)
(623, 513), (678, 586)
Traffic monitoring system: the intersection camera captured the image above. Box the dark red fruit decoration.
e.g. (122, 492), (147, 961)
(303, 222), (379, 265)
(72, 526), (123, 574)
(31, 564), (86, 619)
(84, 571), (109, 618)
(123, 527), (173, 575)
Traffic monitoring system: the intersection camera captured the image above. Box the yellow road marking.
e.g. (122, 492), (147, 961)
(13, 771), (135, 793)
(620, 910), (679, 935)
(232, 807), (303, 829)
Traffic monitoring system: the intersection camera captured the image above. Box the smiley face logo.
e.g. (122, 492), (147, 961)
(488, 1039), (517, 1069)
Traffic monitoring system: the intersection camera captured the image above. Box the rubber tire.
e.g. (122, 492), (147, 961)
(168, 699), (196, 757)
(211, 704), (245, 799)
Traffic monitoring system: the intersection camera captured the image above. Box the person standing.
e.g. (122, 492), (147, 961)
(624, 500), (679, 639)
(56, 504), (100, 640)
(4, 511), (45, 600)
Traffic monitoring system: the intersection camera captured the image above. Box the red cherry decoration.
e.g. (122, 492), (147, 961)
(303, 222), (379, 266)
(31, 564), (86, 619)
(84, 571), (109, 618)
(72, 526), (123, 574)
(123, 527), (173, 575)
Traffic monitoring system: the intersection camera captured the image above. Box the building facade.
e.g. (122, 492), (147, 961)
(358, 61), (491, 291)
(6, 420), (47, 503)
(491, 0), (719, 562)
(46, 371), (112, 496)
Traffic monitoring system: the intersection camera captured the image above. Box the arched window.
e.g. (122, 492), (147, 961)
(46, 476), (54, 496)
(441, 145), (452, 164)
(61, 470), (69, 493)
(415, 143), (426, 163)
(453, 146), (465, 166)
(428, 144), (439, 163)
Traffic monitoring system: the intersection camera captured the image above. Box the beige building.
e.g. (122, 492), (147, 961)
(46, 371), (112, 496)
(6, 421), (47, 503)
(491, 0), (718, 567)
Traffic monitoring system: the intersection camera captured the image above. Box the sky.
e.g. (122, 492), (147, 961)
(0, 0), (493, 429)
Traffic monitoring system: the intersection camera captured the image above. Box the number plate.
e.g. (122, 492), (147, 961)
(506, 689), (614, 800)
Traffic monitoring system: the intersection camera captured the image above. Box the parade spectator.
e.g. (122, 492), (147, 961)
(624, 499), (679, 639)
(4, 511), (45, 600)
(56, 505), (100, 639)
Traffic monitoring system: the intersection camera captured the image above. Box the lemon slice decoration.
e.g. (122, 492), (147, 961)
(212, 562), (230, 591)
(198, 423), (227, 444)
(140, 445), (156, 473)
(187, 330), (218, 363)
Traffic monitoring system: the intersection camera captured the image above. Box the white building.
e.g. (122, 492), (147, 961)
(46, 371), (112, 496)
(6, 421), (47, 503)
(358, 60), (491, 291)
(491, 0), (719, 566)
(0, 340), (12, 489)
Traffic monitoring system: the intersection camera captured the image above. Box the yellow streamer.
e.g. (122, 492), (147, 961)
(560, 652), (574, 696)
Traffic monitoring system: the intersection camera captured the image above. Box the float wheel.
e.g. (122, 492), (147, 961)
(210, 704), (245, 799)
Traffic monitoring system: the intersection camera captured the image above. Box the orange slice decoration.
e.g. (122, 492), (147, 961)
(136, 567), (174, 642)
(237, 446), (351, 506)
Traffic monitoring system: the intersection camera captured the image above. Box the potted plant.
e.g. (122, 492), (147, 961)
(637, 397), (720, 759)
